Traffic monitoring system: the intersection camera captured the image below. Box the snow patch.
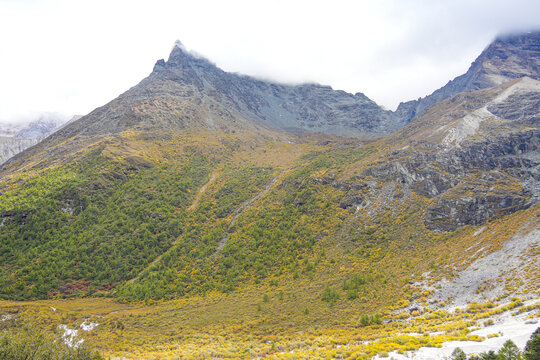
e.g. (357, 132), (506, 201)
(59, 324), (84, 348)
(0, 314), (13, 321)
(58, 320), (98, 348)
(80, 319), (99, 331)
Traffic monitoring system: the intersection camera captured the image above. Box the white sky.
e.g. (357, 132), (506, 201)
(0, 0), (539, 123)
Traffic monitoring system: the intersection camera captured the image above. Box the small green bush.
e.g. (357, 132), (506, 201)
(321, 286), (339, 306)
(524, 327), (540, 360)
(0, 324), (103, 360)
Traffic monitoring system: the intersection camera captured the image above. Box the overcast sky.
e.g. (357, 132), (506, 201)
(0, 0), (539, 123)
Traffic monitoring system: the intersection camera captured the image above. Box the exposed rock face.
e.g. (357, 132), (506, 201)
(51, 41), (402, 141)
(354, 78), (540, 231)
(0, 137), (38, 164)
(425, 171), (532, 231)
(157, 43), (402, 135)
(0, 114), (72, 164)
(395, 31), (540, 122)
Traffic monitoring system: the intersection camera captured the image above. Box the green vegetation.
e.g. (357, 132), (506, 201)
(0, 130), (537, 359)
(359, 313), (382, 326)
(342, 274), (367, 300)
(0, 131), (534, 308)
(451, 347), (467, 360)
(451, 338), (530, 359)
(2, 297), (537, 359)
(524, 327), (540, 360)
(321, 285), (339, 306)
(0, 323), (102, 360)
(116, 164), (278, 300)
(0, 147), (212, 299)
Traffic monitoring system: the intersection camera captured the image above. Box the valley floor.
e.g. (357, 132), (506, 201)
(0, 289), (538, 359)
(1, 204), (539, 359)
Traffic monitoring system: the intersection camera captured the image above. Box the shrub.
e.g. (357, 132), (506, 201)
(0, 324), (103, 360)
(498, 339), (523, 360)
(346, 289), (359, 300)
(321, 286), (339, 306)
(524, 327), (540, 360)
(359, 313), (382, 327)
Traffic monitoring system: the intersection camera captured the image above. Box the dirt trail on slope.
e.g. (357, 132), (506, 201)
(127, 171), (284, 283)
(127, 171), (219, 284)
(188, 172), (218, 211)
(212, 171), (284, 257)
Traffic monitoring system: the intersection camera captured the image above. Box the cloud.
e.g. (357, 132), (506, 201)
(0, 0), (539, 122)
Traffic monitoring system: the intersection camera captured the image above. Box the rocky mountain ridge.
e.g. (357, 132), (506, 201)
(333, 77), (539, 231)
(49, 41), (400, 142)
(31, 32), (540, 149)
(396, 31), (540, 122)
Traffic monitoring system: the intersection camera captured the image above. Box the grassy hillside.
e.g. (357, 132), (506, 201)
(0, 127), (537, 358)
(0, 127), (537, 303)
(0, 130), (309, 300)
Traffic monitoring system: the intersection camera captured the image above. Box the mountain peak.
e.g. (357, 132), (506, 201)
(173, 39), (186, 51)
(166, 40), (211, 65)
(395, 30), (540, 122)
(494, 30), (540, 45)
(152, 40), (217, 82)
(167, 40), (193, 64)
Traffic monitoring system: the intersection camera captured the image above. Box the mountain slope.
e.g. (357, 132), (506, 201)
(0, 32), (537, 308)
(358, 77), (539, 231)
(396, 31), (540, 121)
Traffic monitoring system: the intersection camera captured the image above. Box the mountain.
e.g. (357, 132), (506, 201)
(43, 41), (401, 143)
(13, 114), (73, 139)
(0, 31), (538, 359)
(0, 136), (37, 164)
(0, 122), (26, 137)
(0, 113), (74, 164)
(43, 32), (539, 147)
(364, 76), (539, 231)
(9, 32), (538, 170)
(396, 31), (540, 121)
